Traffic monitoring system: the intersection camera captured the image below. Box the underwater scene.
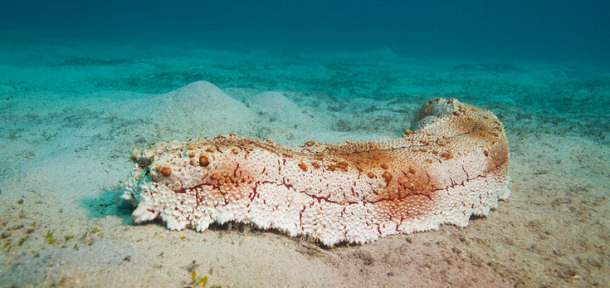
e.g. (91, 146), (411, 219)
(0, 1), (608, 287)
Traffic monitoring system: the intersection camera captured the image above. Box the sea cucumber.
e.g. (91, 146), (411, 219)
(122, 98), (510, 246)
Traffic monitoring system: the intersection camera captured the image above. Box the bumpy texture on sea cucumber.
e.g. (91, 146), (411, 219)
(122, 98), (510, 246)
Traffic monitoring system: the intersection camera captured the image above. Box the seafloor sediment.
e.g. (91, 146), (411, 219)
(0, 42), (607, 287)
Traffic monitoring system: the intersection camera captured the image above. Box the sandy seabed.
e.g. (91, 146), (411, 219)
(0, 41), (608, 287)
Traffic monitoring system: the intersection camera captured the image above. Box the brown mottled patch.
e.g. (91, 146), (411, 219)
(440, 152), (453, 160)
(157, 166), (172, 177)
(305, 140), (315, 147)
(380, 163), (388, 170)
(311, 162), (320, 169)
(199, 155), (210, 167)
(298, 162), (308, 172)
(484, 150), (489, 157)
(382, 171), (393, 183)
(367, 172), (375, 179)
(330, 142), (395, 172)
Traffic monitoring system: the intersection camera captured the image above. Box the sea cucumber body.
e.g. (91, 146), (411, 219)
(123, 98), (510, 246)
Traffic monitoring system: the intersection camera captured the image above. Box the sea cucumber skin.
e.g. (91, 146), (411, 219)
(122, 98), (510, 246)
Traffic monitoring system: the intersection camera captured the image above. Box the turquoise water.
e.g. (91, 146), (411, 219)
(0, 1), (608, 287)
(2, 0), (610, 62)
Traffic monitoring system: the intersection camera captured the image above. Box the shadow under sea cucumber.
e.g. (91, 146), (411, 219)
(122, 98), (510, 246)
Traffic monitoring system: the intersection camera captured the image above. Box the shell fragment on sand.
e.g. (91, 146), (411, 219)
(122, 98), (510, 246)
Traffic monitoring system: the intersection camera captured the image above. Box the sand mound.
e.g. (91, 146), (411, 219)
(248, 91), (296, 109)
(164, 81), (245, 112)
(157, 81), (255, 137)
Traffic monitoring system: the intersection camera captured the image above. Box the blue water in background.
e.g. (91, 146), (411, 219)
(0, 3), (608, 286)
(1, 0), (609, 63)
